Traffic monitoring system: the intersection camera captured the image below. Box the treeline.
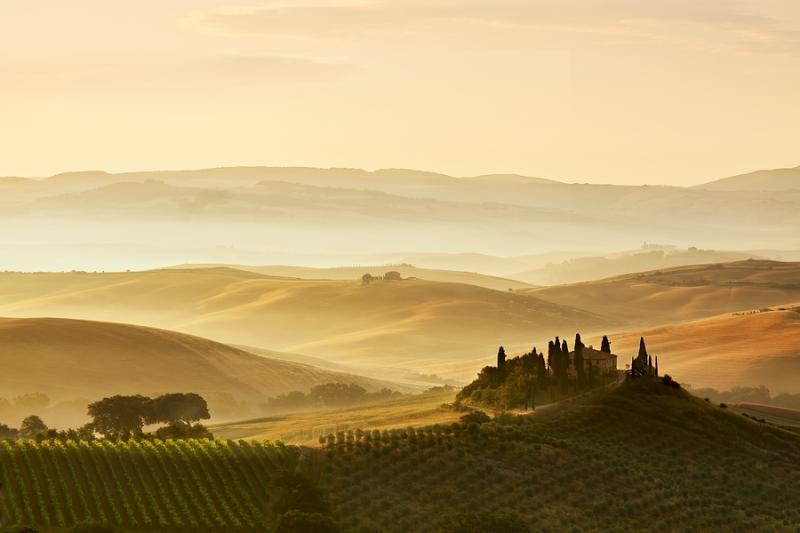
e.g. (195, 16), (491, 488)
(0, 392), (212, 442)
(458, 333), (618, 409)
(266, 383), (402, 411)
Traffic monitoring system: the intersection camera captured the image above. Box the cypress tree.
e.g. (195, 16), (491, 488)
(601, 335), (611, 353)
(574, 333), (585, 390)
(655, 355), (659, 377)
(497, 346), (506, 370)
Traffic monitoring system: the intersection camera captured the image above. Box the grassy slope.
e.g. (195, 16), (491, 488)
(0, 268), (611, 378)
(210, 390), (460, 445)
(0, 317), (401, 403)
(529, 259), (800, 328)
(322, 378), (800, 532)
(3, 380), (800, 531)
(596, 307), (800, 394)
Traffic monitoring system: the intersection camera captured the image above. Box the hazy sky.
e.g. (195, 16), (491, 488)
(2, 0), (799, 185)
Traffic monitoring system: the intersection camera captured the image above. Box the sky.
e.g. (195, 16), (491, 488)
(2, 0), (800, 186)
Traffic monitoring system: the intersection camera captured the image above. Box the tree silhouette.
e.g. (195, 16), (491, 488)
(19, 415), (48, 439)
(601, 335), (611, 353)
(574, 333), (586, 390)
(497, 346), (506, 370)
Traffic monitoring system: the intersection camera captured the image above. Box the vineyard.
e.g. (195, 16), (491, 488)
(0, 438), (297, 531)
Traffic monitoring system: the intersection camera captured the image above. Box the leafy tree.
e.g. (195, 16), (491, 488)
(275, 511), (339, 533)
(0, 424), (19, 439)
(361, 273), (374, 285)
(149, 393), (210, 424)
(19, 416), (47, 439)
(154, 421), (213, 439)
(87, 395), (153, 435)
(383, 271), (402, 281)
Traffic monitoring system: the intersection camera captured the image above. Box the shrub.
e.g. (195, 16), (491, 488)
(460, 411), (491, 425)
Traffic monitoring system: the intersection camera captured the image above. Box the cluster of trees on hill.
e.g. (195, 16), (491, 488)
(457, 333), (618, 409)
(0, 392), (212, 441)
(630, 337), (659, 378)
(361, 270), (403, 284)
(265, 383), (402, 411)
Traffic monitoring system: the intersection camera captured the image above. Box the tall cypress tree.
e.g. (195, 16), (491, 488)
(601, 335), (611, 353)
(574, 333), (585, 390)
(497, 346), (506, 370)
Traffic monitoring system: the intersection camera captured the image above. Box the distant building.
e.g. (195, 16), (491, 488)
(568, 345), (617, 374)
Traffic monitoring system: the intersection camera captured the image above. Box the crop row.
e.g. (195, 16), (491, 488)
(0, 438), (292, 530)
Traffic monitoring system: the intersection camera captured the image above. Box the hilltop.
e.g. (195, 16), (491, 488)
(173, 263), (534, 291)
(697, 165), (800, 191)
(599, 306), (800, 394)
(0, 268), (611, 379)
(319, 377), (800, 531)
(530, 259), (800, 328)
(0, 316), (401, 420)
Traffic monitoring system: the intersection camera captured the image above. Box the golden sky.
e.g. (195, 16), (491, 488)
(2, 0), (799, 185)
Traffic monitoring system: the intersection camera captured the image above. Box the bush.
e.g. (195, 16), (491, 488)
(275, 510), (340, 533)
(460, 411), (491, 425)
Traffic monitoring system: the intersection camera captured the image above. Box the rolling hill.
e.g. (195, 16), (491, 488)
(174, 263), (534, 291)
(0, 268), (612, 379)
(0, 316), (403, 412)
(596, 306), (800, 394)
(697, 164), (800, 191)
(530, 259), (800, 328)
(510, 247), (759, 285)
(5, 377), (800, 531)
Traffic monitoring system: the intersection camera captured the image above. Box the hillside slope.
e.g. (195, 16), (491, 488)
(174, 263), (534, 291)
(5, 378), (800, 532)
(0, 317), (401, 405)
(530, 259), (800, 327)
(0, 268), (612, 378)
(597, 307), (800, 394)
(321, 377), (800, 531)
(698, 165), (800, 191)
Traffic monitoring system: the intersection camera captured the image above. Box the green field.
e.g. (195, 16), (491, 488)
(3, 380), (800, 532)
(0, 438), (297, 531)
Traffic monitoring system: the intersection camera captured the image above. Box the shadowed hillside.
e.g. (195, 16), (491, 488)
(319, 377), (800, 531)
(0, 317), (402, 409)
